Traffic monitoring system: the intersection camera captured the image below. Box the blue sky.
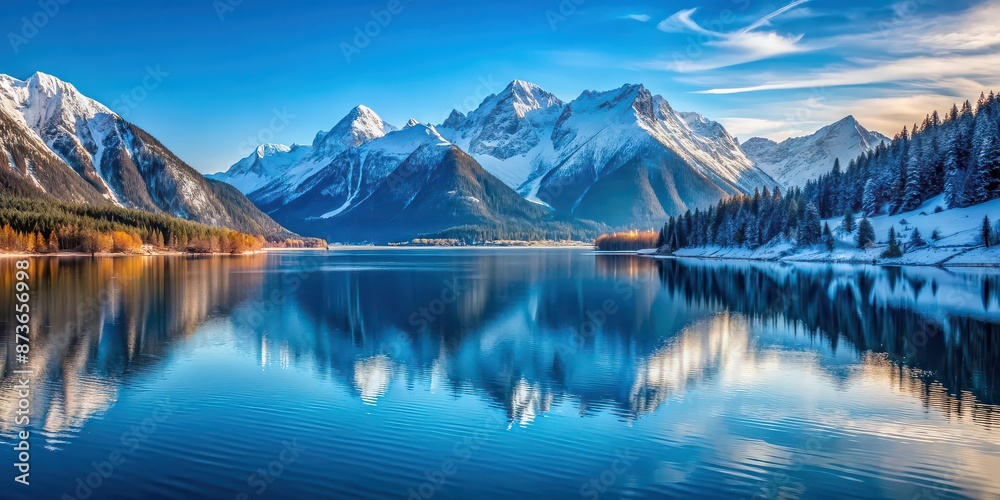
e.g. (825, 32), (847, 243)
(3, 0), (996, 173)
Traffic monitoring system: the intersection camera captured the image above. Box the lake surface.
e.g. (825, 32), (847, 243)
(1, 249), (999, 499)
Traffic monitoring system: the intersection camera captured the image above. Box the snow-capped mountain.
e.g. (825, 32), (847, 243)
(210, 105), (397, 209)
(213, 80), (777, 236)
(0, 72), (288, 236)
(741, 116), (888, 188)
(208, 143), (309, 194)
(211, 104), (594, 242)
(304, 143), (557, 243)
(437, 80), (565, 188)
(437, 82), (775, 227)
(264, 122), (573, 243)
(270, 123), (453, 226)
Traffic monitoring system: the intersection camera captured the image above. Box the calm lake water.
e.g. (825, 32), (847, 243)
(1, 249), (999, 499)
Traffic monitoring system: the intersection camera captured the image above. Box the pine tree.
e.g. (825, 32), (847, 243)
(823, 222), (834, 252)
(983, 215), (992, 247)
(48, 230), (59, 253)
(882, 226), (903, 258)
(843, 211), (856, 234)
(798, 202), (822, 246)
(901, 132), (924, 212)
(862, 179), (878, 216)
(857, 218), (876, 248)
(975, 116), (1000, 196)
(907, 227), (926, 250)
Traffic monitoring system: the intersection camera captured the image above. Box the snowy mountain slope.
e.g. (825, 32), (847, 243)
(741, 116), (888, 188)
(220, 105), (396, 208)
(0, 72), (289, 236)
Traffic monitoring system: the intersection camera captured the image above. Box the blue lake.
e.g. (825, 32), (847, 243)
(1, 249), (999, 499)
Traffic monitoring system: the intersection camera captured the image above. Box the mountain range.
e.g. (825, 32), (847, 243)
(212, 80), (789, 241)
(0, 72), (287, 237)
(740, 116), (888, 188)
(0, 73), (889, 244)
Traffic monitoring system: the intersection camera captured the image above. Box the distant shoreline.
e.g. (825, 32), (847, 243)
(0, 244), (599, 258)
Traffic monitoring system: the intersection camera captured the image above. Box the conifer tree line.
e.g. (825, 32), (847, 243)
(0, 194), (324, 254)
(656, 91), (1000, 252)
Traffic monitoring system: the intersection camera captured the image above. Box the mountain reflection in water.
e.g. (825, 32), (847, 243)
(0, 250), (997, 499)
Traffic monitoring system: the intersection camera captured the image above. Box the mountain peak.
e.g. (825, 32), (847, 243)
(490, 80), (563, 118)
(254, 143), (291, 158)
(442, 109), (466, 129)
(505, 79), (541, 95)
(742, 116), (888, 188)
(27, 71), (63, 88)
(313, 105), (393, 152)
(404, 118), (420, 129)
(347, 104), (378, 118)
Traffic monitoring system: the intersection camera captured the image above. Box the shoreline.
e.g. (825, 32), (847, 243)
(618, 247), (1000, 268)
(0, 244), (595, 258)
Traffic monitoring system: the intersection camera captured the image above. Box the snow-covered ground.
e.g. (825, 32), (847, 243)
(668, 195), (1000, 266)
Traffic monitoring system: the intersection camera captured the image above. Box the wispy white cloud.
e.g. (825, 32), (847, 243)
(698, 2), (1000, 94)
(737, 0), (810, 34)
(624, 14), (651, 23)
(657, 8), (710, 34)
(697, 53), (999, 94)
(652, 1), (812, 72)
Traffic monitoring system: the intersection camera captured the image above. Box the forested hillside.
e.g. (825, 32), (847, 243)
(0, 194), (324, 254)
(655, 91), (1000, 253)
